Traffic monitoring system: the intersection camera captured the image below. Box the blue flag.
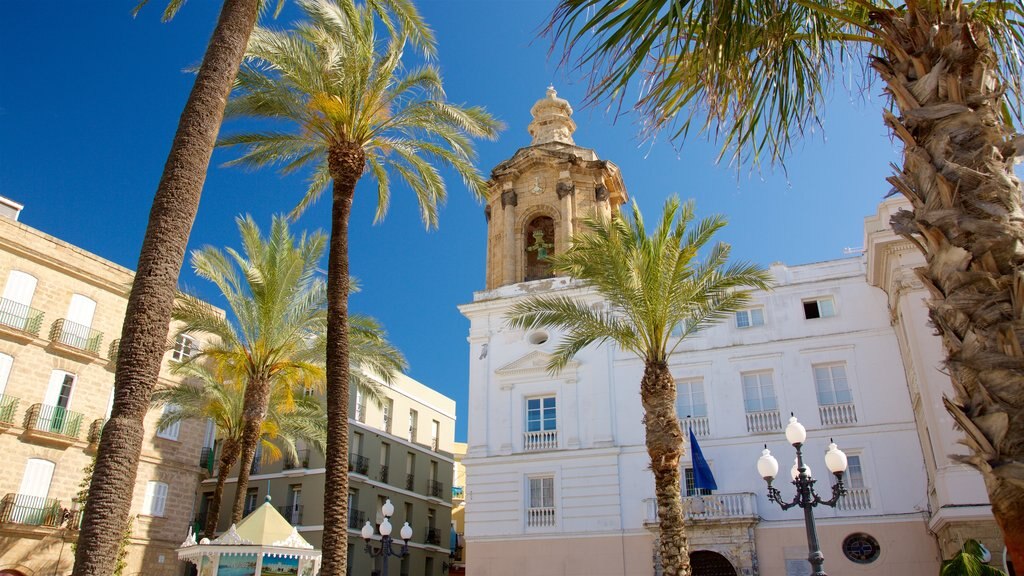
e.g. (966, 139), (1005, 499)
(690, 427), (718, 491)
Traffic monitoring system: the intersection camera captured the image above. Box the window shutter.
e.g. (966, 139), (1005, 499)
(0, 353), (13, 397)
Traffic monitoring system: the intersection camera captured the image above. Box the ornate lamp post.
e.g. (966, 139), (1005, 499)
(361, 499), (413, 575)
(757, 414), (849, 576)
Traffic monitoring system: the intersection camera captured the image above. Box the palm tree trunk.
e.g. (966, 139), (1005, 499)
(641, 360), (690, 576)
(72, 1), (259, 574)
(320, 142), (366, 576)
(871, 7), (1024, 566)
(205, 439), (240, 538)
(231, 377), (272, 524)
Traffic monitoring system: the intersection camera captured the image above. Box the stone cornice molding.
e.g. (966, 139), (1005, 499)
(494, 350), (579, 387)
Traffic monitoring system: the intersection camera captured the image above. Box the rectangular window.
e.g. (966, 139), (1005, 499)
(803, 297), (836, 320)
(431, 419), (440, 451)
(354, 389), (366, 423)
(741, 371), (777, 413)
(527, 476), (555, 527)
(171, 334), (198, 362)
(814, 363), (852, 405)
(0, 352), (13, 397)
(676, 379), (707, 418)
(1, 270), (38, 331)
(526, 396), (557, 432)
(156, 403), (181, 440)
(409, 409), (418, 442)
(846, 455), (865, 489)
(735, 307), (765, 328)
(684, 468), (713, 496)
(244, 488), (259, 515)
(382, 398), (393, 433)
(142, 481), (168, 517)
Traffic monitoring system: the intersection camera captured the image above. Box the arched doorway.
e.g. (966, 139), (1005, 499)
(689, 550), (737, 576)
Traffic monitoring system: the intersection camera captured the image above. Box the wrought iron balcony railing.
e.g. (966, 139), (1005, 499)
(199, 447), (214, 473)
(406, 474), (415, 492)
(428, 480), (444, 499)
(378, 465), (389, 484)
(284, 449), (310, 470)
(426, 527), (441, 545)
(0, 394), (19, 425)
(0, 493), (65, 527)
(347, 509), (365, 529)
(26, 403), (83, 439)
(349, 454), (369, 475)
(278, 504), (304, 526)
(0, 297), (43, 336)
(49, 318), (103, 355)
(108, 339), (120, 362)
(250, 458), (261, 475)
(87, 418), (106, 445)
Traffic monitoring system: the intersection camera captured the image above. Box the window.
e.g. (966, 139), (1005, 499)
(142, 481), (168, 516)
(842, 533), (881, 564)
(409, 409), (418, 442)
(244, 488), (259, 515)
(44, 370), (76, 409)
(845, 455), (865, 489)
(59, 294), (97, 349)
(431, 420), (440, 451)
(171, 334), (198, 362)
(742, 372), (777, 412)
(526, 397), (556, 432)
(803, 297), (836, 319)
(1, 270), (37, 331)
(156, 403), (180, 440)
(814, 363), (852, 405)
(684, 467), (713, 496)
(735, 307), (765, 328)
(354, 389), (366, 422)
(382, 398), (393, 433)
(12, 458), (55, 524)
(676, 378), (707, 418)
(527, 476), (555, 527)
(0, 353), (12, 397)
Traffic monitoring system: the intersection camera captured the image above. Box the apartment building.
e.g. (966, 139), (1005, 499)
(0, 197), (212, 576)
(200, 371), (457, 576)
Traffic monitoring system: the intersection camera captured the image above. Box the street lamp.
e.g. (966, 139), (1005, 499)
(757, 414), (849, 576)
(361, 499), (413, 575)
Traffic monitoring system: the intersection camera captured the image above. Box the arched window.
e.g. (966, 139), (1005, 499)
(524, 216), (555, 281)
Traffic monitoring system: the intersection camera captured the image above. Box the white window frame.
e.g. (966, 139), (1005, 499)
(171, 334), (199, 362)
(741, 371), (778, 413)
(683, 466), (713, 496)
(155, 403), (180, 440)
(676, 378), (707, 419)
(0, 353), (13, 397)
(142, 481), (168, 517)
(844, 454), (866, 489)
(803, 297), (836, 320)
(735, 307), (765, 328)
(526, 474), (556, 529)
(525, 396), (557, 433)
(813, 362), (853, 406)
(354, 389), (366, 423)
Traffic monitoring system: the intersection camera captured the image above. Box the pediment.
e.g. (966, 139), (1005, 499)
(494, 350), (578, 378)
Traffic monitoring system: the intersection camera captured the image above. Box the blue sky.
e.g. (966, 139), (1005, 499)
(1, 1), (904, 441)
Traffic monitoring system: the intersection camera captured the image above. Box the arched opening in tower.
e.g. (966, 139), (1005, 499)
(524, 216), (555, 281)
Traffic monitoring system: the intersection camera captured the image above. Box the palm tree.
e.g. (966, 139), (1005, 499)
(218, 2), (501, 572)
(173, 215), (328, 525)
(152, 361), (328, 537)
(506, 197), (772, 576)
(547, 0), (1024, 563)
(941, 539), (1007, 576)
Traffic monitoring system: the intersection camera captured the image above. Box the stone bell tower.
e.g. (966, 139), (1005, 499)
(483, 87), (627, 290)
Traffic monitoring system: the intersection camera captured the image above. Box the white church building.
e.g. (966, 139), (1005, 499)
(459, 89), (1000, 576)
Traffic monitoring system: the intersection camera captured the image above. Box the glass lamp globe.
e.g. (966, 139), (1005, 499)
(361, 521), (374, 540)
(400, 522), (413, 541)
(757, 448), (779, 480)
(382, 498), (395, 518)
(791, 458), (812, 480)
(785, 415), (807, 445)
(380, 517), (392, 537)
(824, 442), (848, 474)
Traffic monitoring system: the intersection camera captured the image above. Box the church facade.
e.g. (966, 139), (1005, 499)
(459, 90), (1001, 576)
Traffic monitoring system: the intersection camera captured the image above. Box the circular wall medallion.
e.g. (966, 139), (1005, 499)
(843, 533), (881, 564)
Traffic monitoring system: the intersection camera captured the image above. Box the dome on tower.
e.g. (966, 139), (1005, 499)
(528, 86), (576, 146)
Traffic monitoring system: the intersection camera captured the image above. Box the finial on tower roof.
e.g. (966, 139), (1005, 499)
(529, 86), (576, 146)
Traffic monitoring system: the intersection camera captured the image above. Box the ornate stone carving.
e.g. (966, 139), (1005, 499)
(271, 527), (315, 549)
(556, 181), (575, 199)
(180, 527), (197, 548)
(211, 524), (252, 546)
(501, 190), (518, 208)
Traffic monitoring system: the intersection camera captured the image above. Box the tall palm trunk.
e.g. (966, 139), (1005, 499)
(231, 376), (272, 523)
(872, 7), (1024, 565)
(641, 361), (690, 576)
(206, 439), (241, 538)
(73, 1), (259, 574)
(321, 142), (365, 576)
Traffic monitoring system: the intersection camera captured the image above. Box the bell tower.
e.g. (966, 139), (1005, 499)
(483, 87), (627, 290)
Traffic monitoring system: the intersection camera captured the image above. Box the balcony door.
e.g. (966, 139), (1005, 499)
(43, 370), (75, 432)
(12, 458), (55, 524)
(1, 270), (37, 330)
(61, 294), (96, 348)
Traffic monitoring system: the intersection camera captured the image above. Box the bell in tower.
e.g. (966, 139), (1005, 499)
(483, 87), (628, 290)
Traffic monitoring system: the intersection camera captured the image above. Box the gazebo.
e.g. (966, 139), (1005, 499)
(177, 497), (321, 576)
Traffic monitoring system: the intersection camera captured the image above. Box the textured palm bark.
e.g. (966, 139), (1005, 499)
(870, 6), (1024, 565)
(205, 439), (240, 538)
(320, 142), (365, 576)
(72, 1), (259, 574)
(230, 376), (271, 524)
(641, 361), (690, 576)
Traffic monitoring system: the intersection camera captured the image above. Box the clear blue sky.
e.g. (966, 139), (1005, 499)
(1, 1), (904, 441)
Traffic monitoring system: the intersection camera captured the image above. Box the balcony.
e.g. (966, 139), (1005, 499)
(526, 507), (555, 528)
(428, 480), (444, 499)
(347, 509), (365, 529)
(24, 404), (83, 445)
(683, 416), (711, 437)
(87, 418), (106, 445)
(0, 494), (66, 527)
(48, 319), (103, 360)
(107, 339), (120, 367)
(426, 527), (441, 546)
(349, 454), (369, 475)
(819, 402), (858, 426)
(0, 395), (19, 426)
(745, 410), (782, 434)
(406, 474), (415, 492)
(837, 487), (872, 511)
(0, 298), (43, 340)
(250, 458), (261, 475)
(378, 465), (389, 484)
(643, 492), (758, 525)
(284, 449), (310, 470)
(199, 447), (215, 473)
(524, 430), (557, 451)
(278, 504), (304, 526)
